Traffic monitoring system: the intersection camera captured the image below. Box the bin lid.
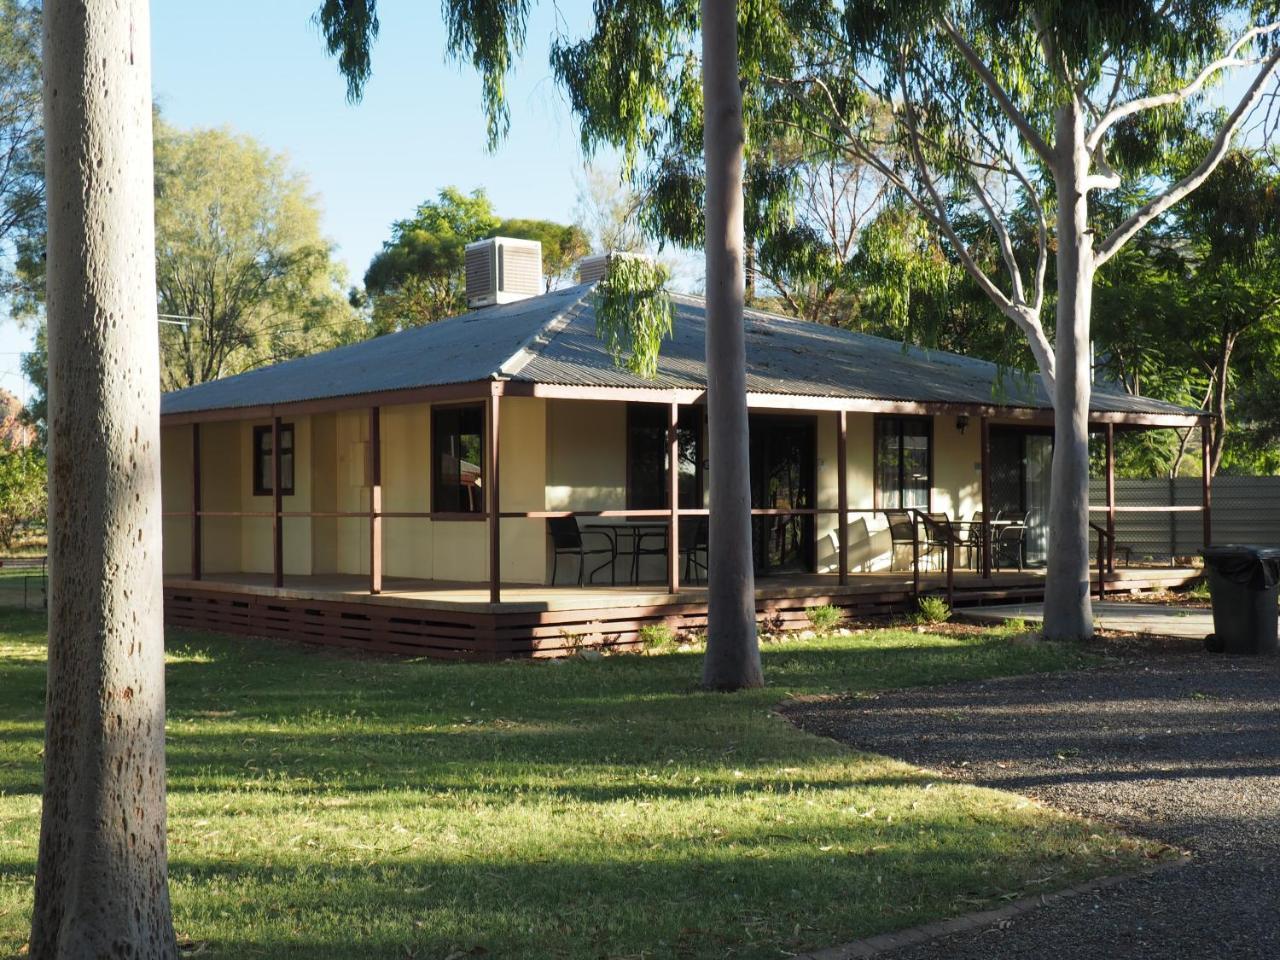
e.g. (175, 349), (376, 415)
(1202, 545), (1280, 562)
(1202, 545), (1280, 590)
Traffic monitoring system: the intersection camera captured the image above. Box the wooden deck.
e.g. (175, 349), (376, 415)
(163, 564), (1201, 660)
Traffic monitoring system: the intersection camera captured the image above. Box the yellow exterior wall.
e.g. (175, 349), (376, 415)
(160, 397), (989, 586)
(932, 414), (982, 520)
(160, 425), (194, 576)
(546, 400), (627, 509)
(199, 421), (243, 574)
(238, 416), (312, 576)
(497, 397), (548, 583)
(379, 404), (431, 579)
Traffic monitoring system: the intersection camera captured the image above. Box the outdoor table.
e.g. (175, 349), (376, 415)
(584, 520), (670, 585)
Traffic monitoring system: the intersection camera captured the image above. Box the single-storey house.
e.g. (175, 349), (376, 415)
(160, 240), (1208, 658)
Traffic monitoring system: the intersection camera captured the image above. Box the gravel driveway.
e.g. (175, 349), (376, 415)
(782, 651), (1280, 959)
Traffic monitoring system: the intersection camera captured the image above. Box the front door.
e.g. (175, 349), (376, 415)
(749, 414), (817, 576)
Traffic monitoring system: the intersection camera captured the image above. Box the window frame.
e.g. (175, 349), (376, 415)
(431, 403), (486, 515)
(873, 415), (933, 511)
(252, 423), (295, 497)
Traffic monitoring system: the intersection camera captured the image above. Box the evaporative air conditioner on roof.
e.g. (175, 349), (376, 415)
(575, 251), (655, 285)
(464, 237), (543, 308)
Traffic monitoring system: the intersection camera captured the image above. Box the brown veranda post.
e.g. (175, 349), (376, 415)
(980, 416), (992, 578)
(1106, 422), (1116, 574)
(668, 401), (680, 594)
(837, 410), (848, 586)
(488, 390), (501, 604)
(191, 421), (201, 580)
(272, 415), (283, 588)
(370, 406), (382, 595)
(1202, 420), (1212, 548)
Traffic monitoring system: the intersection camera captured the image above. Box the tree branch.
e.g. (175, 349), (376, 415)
(1087, 21), (1280, 152)
(1096, 48), (1280, 267)
(937, 15), (1054, 167)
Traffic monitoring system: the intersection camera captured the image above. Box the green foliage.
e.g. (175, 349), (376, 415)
(805, 604), (843, 631)
(18, 324), (44, 445)
(152, 118), (362, 390)
(1092, 149), (1280, 476)
(18, 116), (365, 429)
(0, 613), (1144, 958)
(0, 0), (42, 310)
(911, 596), (952, 625)
(315, 0), (528, 148)
(592, 255), (674, 379)
(0, 445), (44, 550)
(496, 218), (590, 289)
(364, 187), (589, 331)
(638, 622), (677, 651)
(364, 187), (501, 331)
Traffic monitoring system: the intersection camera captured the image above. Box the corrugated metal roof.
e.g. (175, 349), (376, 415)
(160, 286), (587, 415)
(161, 282), (1194, 418)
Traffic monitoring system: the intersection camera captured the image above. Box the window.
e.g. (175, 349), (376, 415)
(252, 424), (294, 497)
(432, 405), (485, 513)
(874, 416), (931, 509)
(626, 405), (704, 510)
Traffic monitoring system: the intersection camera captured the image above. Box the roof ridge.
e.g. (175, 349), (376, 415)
(496, 283), (596, 380)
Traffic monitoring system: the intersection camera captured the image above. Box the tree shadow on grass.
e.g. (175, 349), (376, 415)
(0, 802), (1133, 960)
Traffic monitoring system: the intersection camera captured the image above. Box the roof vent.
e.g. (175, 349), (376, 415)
(575, 251), (654, 285)
(464, 237), (543, 308)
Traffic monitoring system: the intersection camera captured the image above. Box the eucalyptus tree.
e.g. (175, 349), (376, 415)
(34, 0), (177, 956)
(779, 1), (1280, 640)
(154, 120), (361, 390)
(317, 0), (766, 688)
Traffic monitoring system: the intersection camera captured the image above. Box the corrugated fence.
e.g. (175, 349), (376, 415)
(1089, 476), (1280, 562)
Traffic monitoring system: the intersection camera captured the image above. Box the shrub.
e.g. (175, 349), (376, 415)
(911, 596), (951, 625)
(638, 623), (677, 652)
(0, 445), (45, 551)
(805, 604), (843, 632)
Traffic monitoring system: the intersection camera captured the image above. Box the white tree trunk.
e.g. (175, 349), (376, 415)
(32, 1), (175, 957)
(700, 0), (762, 690)
(1042, 102), (1095, 641)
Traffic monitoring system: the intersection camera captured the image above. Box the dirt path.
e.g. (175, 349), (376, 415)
(782, 653), (1280, 959)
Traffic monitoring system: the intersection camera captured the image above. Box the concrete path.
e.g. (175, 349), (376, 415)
(958, 600), (1224, 639)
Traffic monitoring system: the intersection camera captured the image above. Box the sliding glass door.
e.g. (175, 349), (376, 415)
(989, 426), (1053, 568)
(749, 414), (817, 576)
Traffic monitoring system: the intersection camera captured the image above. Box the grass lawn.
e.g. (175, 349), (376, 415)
(0, 612), (1155, 958)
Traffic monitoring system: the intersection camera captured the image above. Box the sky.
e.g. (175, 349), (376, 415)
(0, 0), (617, 404)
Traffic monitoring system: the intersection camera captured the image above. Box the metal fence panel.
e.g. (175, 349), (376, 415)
(1088, 475), (1280, 563)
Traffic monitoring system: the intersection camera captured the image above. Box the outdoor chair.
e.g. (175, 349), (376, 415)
(992, 510), (1028, 572)
(548, 517), (616, 587)
(883, 509), (919, 572)
(680, 516), (709, 584)
(963, 511), (986, 570)
(629, 525), (669, 585)
(921, 513), (965, 573)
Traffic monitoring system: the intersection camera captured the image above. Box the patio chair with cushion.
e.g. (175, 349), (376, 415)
(549, 517), (617, 586)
